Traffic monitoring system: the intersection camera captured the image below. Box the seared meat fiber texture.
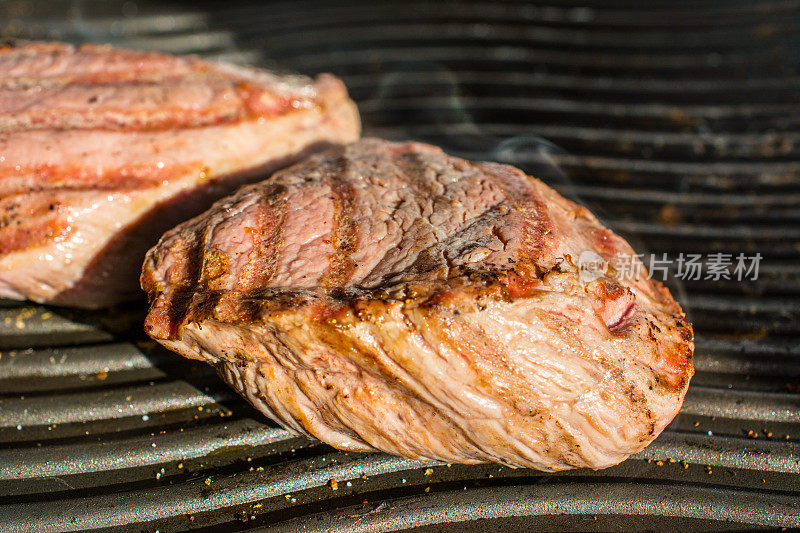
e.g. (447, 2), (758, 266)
(142, 138), (693, 471)
(0, 41), (360, 308)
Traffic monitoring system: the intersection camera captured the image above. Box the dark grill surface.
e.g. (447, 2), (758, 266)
(1, 1), (799, 531)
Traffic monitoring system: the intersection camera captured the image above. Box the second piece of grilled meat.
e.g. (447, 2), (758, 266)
(0, 41), (360, 308)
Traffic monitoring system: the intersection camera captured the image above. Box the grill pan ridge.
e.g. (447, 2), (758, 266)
(1, 1), (799, 531)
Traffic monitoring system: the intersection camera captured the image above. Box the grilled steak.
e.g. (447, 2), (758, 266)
(0, 41), (360, 308)
(142, 138), (694, 471)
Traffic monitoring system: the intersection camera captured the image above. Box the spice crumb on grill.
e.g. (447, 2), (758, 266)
(657, 204), (681, 226)
(783, 382), (800, 393)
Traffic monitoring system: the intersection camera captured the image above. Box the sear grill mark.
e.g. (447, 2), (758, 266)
(0, 215), (66, 256)
(0, 162), (202, 194)
(0, 43), (316, 134)
(236, 184), (289, 292)
(320, 158), (359, 288)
